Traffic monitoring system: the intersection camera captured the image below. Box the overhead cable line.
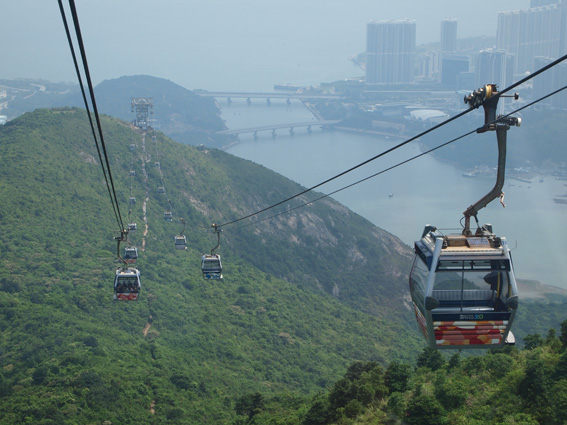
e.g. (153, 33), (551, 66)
(216, 59), (565, 229)
(58, 0), (125, 231)
(216, 106), (476, 228)
(216, 54), (567, 229)
(229, 82), (567, 231)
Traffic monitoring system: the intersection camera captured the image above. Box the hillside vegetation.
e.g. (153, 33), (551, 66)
(0, 108), (421, 424)
(0, 104), (566, 424)
(235, 327), (567, 425)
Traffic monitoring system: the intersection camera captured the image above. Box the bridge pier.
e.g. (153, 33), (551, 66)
(253, 131), (258, 140)
(289, 127), (294, 136)
(227, 97), (232, 105)
(286, 98), (291, 105)
(246, 97), (251, 105)
(307, 125), (312, 133)
(266, 98), (271, 106)
(271, 129), (277, 138)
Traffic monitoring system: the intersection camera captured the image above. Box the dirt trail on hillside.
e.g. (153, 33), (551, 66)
(140, 132), (150, 251)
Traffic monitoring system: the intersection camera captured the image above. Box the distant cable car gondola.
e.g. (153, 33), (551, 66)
(114, 230), (141, 300)
(124, 246), (138, 263)
(201, 224), (223, 279)
(128, 222), (137, 231)
(130, 170), (136, 176)
(129, 197), (136, 205)
(164, 211), (173, 221)
(175, 218), (187, 250)
(175, 235), (187, 250)
(114, 267), (141, 301)
(158, 186), (166, 194)
(409, 84), (521, 349)
(201, 254), (222, 279)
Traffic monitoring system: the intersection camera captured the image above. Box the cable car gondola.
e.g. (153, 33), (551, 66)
(164, 211), (173, 221)
(175, 218), (187, 250)
(201, 224), (222, 279)
(114, 267), (141, 301)
(201, 254), (222, 279)
(409, 84), (521, 349)
(124, 246), (138, 263)
(128, 222), (137, 231)
(175, 235), (187, 250)
(129, 197), (136, 205)
(410, 225), (518, 349)
(158, 186), (166, 194)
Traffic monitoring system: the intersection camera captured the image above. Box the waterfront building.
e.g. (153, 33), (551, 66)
(366, 20), (416, 84)
(497, 1), (567, 74)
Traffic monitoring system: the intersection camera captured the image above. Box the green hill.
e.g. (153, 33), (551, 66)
(0, 108), (422, 424)
(0, 76), (233, 149)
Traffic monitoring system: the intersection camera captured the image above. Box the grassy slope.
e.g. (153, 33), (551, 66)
(0, 108), (421, 424)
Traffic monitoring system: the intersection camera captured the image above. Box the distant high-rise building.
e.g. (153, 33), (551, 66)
(439, 19), (458, 84)
(440, 19), (458, 54)
(366, 20), (416, 84)
(533, 56), (567, 109)
(475, 49), (515, 89)
(441, 55), (469, 88)
(497, 1), (567, 73)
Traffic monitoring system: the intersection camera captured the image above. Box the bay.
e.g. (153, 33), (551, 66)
(224, 98), (567, 289)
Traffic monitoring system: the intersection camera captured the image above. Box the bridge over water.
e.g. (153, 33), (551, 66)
(196, 91), (345, 103)
(217, 120), (341, 138)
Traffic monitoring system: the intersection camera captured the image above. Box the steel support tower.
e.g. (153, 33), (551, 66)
(131, 97), (153, 130)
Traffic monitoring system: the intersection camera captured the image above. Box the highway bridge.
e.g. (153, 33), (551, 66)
(217, 120), (341, 137)
(196, 91), (345, 103)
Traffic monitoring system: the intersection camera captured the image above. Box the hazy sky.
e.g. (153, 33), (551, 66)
(2, 0), (530, 91)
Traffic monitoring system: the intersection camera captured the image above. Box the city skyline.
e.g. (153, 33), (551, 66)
(1, 0), (530, 92)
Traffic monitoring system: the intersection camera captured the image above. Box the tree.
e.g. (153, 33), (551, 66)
(407, 391), (445, 425)
(560, 319), (567, 351)
(520, 354), (552, 408)
(385, 361), (412, 394)
(235, 392), (264, 422)
(523, 334), (543, 350)
(416, 347), (445, 371)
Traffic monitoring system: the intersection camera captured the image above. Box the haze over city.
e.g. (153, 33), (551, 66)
(2, 0), (529, 91)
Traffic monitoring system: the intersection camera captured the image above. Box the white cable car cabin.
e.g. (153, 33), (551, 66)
(124, 247), (138, 263)
(158, 186), (166, 194)
(114, 267), (141, 301)
(128, 222), (137, 231)
(164, 211), (173, 221)
(129, 197), (136, 205)
(130, 170), (136, 176)
(175, 235), (187, 250)
(409, 225), (518, 349)
(201, 254), (222, 279)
